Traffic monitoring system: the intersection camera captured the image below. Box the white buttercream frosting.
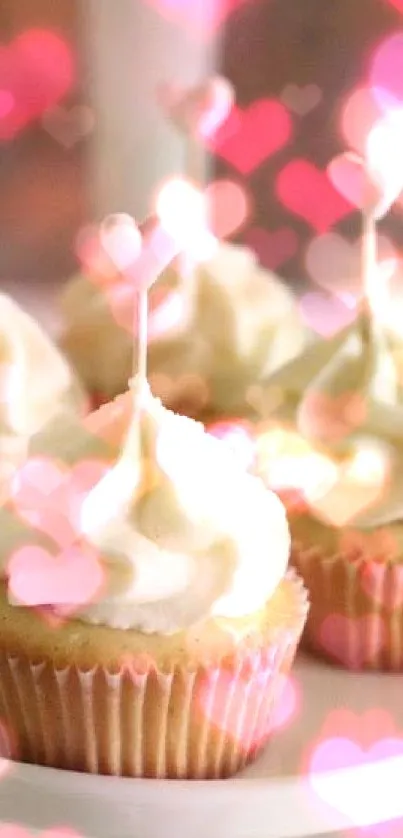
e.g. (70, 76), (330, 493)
(261, 307), (403, 529)
(0, 294), (85, 501)
(42, 380), (290, 633)
(60, 242), (309, 414)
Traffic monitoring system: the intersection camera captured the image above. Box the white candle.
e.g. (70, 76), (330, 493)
(83, 0), (220, 220)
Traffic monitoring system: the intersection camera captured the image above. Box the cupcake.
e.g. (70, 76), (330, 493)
(60, 239), (310, 420)
(0, 380), (308, 778)
(254, 303), (403, 671)
(0, 293), (86, 502)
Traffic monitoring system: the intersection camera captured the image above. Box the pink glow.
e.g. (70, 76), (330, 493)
(370, 32), (403, 105)
(0, 828), (83, 838)
(327, 152), (379, 212)
(244, 226), (298, 271)
(156, 178), (216, 261)
(11, 456), (109, 548)
(307, 710), (403, 835)
(7, 543), (105, 610)
(205, 179), (250, 239)
(318, 614), (386, 669)
(7, 456), (110, 611)
(0, 29), (74, 140)
(99, 214), (142, 273)
(158, 76), (234, 139)
(281, 83), (322, 116)
(270, 674), (300, 732)
(210, 100), (292, 175)
(305, 232), (396, 304)
(276, 160), (353, 232)
(386, 0), (403, 10)
(341, 87), (384, 155)
(298, 291), (357, 337)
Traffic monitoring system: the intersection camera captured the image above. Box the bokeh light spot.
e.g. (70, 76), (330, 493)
(370, 32), (403, 105)
(206, 420), (256, 470)
(206, 179), (250, 239)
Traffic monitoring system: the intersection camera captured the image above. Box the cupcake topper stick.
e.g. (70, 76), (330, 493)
(99, 214), (145, 388)
(361, 211), (377, 322)
(328, 108), (403, 321)
(101, 183), (208, 455)
(79, 184), (217, 556)
(136, 287), (148, 386)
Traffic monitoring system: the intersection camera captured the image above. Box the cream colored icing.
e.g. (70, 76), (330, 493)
(60, 242), (310, 415)
(260, 308), (403, 529)
(23, 380), (291, 633)
(0, 294), (85, 501)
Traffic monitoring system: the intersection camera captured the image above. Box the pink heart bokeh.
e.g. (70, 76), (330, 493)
(211, 100), (292, 175)
(385, 0), (403, 10)
(276, 160), (353, 232)
(206, 178), (251, 238)
(42, 105), (94, 149)
(0, 29), (74, 141)
(99, 214), (142, 273)
(341, 87), (384, 156)
(305, 231), (397, 303)
(244, 226), (298, 271)
(318, 613), (386, 669)
(370, 32), (403, 105)
(298, 291), (357, 337)
(281, 83), (322, 116)
(7, 543), (104, 611)
(360, 563), (403, 611)
(157, 76), (234, 138)
(270, 673), (300, 732)
(0, 827), (83, 838)
(310, 734), (403, 835)
(11, 456), (109, 548)
(327, 152), (379, 212)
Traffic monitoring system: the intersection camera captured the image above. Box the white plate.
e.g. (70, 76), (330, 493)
(0, 654), (402, 838)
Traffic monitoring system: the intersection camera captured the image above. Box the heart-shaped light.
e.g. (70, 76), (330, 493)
(99, 214), (142, 272)
(366, 108), (403, 217)
(7, 543), (104, 609)
(330, 111), (403, 220)
(158, 76), (234, 138)
(327, 152), (383, 216)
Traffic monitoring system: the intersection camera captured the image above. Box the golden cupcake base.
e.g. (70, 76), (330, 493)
(0, 573), (308, 779)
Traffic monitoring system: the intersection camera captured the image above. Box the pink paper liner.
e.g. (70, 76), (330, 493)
(291, 541), (403, 671)
(0, 574), (308, 779)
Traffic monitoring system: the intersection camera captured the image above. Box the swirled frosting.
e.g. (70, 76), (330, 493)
(53, 380), (290, 633)
(60, 242), (310, 416)
(260, 308), (403, 529)
(0, 294), (85, 500)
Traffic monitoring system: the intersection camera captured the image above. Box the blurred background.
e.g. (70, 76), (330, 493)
(1, 0), (403, 314)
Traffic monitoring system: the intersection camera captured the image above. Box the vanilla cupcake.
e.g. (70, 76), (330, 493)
(60, 241), (310, 419)
(255, 306), (403, 670)
(0, 381), (308, 778)
(0, 293), (85, 501)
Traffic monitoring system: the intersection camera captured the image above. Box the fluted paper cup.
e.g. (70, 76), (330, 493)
(0, 573), (308, 779)
(291, 542), (403, 671)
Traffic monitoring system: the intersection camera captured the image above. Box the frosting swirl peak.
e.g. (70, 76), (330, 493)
(77, 381), (290, 633)
(262, 308), (403, 529)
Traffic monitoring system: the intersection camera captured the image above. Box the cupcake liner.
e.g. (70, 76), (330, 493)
(291, 542), (403, 671)
(0, 574), (308, 779)
(90, 391), (109, 411)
